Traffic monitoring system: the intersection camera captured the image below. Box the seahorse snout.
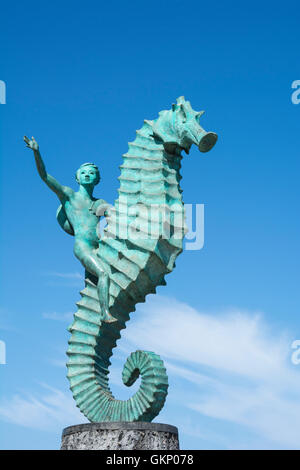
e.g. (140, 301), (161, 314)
(198, 131), (218, 153)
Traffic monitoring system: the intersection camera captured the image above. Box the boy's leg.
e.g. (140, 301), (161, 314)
(97, 270), (117, 323)
(74, 240), (117, 323)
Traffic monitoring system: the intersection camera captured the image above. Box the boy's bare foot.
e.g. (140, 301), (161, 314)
(101, 309), (117, 323)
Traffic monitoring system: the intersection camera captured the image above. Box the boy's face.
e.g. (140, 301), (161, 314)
(77, 165), (99, 186)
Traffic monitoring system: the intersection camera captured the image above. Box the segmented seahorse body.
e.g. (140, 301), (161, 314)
(67, 111), (189, 422)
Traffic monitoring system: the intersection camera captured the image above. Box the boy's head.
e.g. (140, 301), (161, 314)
(75, 163), (100, 186)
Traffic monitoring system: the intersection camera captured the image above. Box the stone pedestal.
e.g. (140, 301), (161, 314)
(61, 422), (179, 450)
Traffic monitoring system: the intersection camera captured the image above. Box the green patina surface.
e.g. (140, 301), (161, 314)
(24, 97), (217, 423)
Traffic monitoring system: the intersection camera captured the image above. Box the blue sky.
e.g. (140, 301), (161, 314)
(0, 0), (300, 450)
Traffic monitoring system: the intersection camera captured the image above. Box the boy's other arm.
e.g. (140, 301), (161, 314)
(93, 199), (112, 217)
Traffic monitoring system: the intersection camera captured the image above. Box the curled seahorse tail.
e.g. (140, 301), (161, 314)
(122, 350), (168, 421)
(67, 274), (168, 422)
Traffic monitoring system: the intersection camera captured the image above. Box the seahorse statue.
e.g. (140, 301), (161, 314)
(24, 97), (217, 423)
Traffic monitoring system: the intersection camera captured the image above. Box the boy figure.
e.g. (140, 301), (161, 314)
(24, 135), (116, 323)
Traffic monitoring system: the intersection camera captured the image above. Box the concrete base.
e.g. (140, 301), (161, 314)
(61, 422), (179, 450)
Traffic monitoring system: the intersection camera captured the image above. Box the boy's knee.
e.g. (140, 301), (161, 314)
(74, 240), (85, 257)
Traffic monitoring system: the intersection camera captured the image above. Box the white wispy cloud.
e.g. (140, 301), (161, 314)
(42, 312), (73, 322)
(125, 296), (290, 382)
(0, 384), (87, 431)
(44, 271), (84, 280)
(48, 358), (67, 368)
(42, 271), (84, 288)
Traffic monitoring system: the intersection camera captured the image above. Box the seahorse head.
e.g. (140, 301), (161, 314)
(152, 96), (218, 155)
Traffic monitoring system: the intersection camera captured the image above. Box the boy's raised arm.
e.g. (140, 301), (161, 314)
(24, 136), (73, 200)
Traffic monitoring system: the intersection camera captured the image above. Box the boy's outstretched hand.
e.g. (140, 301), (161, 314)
(24, 135), (39, 152)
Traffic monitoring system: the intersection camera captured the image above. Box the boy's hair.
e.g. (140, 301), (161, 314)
(75, 162), (100, 184)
